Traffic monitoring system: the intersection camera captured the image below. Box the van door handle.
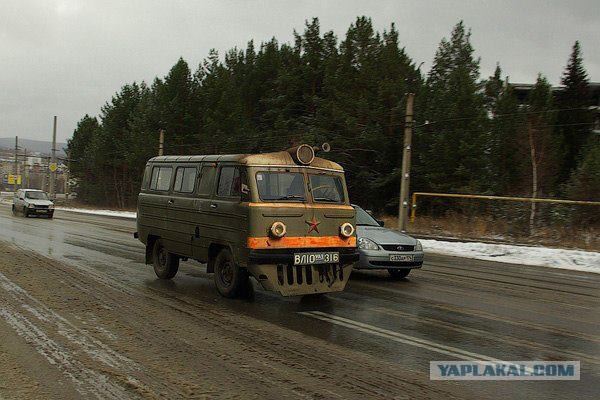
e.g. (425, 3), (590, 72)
(168, 199), (174, 204)
(210, 203), (217, 209)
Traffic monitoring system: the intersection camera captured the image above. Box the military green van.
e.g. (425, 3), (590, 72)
(136, 144), (359, 298)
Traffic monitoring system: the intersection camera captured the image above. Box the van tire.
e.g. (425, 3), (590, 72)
(213, 248), (248, 298)
(152, 239), (179, 279)
(12, 205), (16, 215)
(23, 207), (29, 217)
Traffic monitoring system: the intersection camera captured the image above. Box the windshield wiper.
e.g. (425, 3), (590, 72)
(274, 195), (305, 201)
(314, 197), (339, 202)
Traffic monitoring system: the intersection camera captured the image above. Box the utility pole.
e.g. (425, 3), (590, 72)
(65, 151), (70, 206)
(49, 116), (57, 199)
(158, 129), (165, 156)
(398, 93), (415, 232)
(23, 148), (29, 188)
(41, 157), (48, 192)
(14, 136), (19, 190)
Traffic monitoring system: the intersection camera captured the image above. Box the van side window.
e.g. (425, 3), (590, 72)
(217, 166), (240, 197)
(150, 166), (173, 191)
(173, 167), (197, 193)
(198, 166), (216, 196)
(142, 165), (151, 189)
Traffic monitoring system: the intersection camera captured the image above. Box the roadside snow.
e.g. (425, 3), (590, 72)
(421, 239), (600, 274)
(56, 207), (136, 219)
(47, 206), (600, 273)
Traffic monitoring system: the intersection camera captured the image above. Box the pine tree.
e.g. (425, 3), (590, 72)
(67, 115), (101, 203)
(419, 21), (488, 193)
(556, 41), (592, 185)
(487, 72), (525, 194)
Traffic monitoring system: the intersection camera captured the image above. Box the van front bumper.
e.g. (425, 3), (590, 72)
(246, 248), (359, 297)
(248, 248), (360, 265)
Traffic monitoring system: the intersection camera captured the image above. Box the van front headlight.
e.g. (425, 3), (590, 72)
(48, 204), (55, 209)
(358, 237), (379, 250)
(28, 203), (35, 208)
(339, 222), (355, 238)
(270, 221), (287, 238)
(415, 240), (423, 251)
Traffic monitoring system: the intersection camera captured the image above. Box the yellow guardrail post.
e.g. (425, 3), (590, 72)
(410, 192), (417, 223)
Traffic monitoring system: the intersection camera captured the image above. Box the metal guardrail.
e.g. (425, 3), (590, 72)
(410, 192), (600, 223)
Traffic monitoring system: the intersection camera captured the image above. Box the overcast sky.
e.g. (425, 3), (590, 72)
(1, 0), (598, 143)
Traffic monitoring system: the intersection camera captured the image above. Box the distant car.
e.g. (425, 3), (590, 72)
(353, 205), (423, 279)
(12, 189), (54, 218)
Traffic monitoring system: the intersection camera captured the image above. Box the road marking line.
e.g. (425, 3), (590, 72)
(305, 312), (557, 375)
(299, 311), (502, 362)
(368, 306), (600, 364)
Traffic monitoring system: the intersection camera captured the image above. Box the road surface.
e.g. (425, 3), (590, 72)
(0, 204), (598, 399)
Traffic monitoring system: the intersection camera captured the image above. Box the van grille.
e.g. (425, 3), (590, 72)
(277, 264), (343, 286)
(35, 205), (49, 209)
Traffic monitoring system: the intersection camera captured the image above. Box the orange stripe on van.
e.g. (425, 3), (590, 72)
(247, 236), (356, 249)
(248, 202), (354, 210)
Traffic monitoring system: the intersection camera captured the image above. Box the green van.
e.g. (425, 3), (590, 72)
(136, 145), (359, 298)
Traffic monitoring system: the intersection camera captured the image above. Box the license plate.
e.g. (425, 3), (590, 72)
(389, 254), (414, 262)
(37, 209), (48, 213)
(294, 252), (339, 265)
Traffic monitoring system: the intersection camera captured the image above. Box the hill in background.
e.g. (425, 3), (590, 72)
(0, 137), (66, 156)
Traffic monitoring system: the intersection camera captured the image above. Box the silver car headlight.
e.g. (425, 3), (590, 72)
(28, 203), (35, 208)
(358, 237), (379, 250)
(48, 204), (55, 209)
(415, 240), (423, 251)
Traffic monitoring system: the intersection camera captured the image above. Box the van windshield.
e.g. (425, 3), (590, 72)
(256, 172), (306, 201)
(25, 191), (48, 200)
(309, 174), (345, 203)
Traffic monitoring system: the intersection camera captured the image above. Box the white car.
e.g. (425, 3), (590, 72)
(12, 189), (55, 218)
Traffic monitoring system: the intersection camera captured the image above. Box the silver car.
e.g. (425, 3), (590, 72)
(12, 189), (55, 218)
(353, 205), (423, 279)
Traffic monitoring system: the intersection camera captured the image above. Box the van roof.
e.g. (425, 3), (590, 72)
(148, 150), (344, 171)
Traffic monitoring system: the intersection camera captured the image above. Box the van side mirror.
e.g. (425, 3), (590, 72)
(377, 219), (385, 227)
(240, 183), (250, 202)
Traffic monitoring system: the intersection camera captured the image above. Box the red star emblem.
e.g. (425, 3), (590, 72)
(305, 216), (320, 234)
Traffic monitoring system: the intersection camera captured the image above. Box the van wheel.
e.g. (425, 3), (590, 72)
(23, 207), (29, 217)
(388, 269), (411, 280)
(12, 205), (16, 215)
(213, 248), (248, 298)
(152, 239), (179, 279)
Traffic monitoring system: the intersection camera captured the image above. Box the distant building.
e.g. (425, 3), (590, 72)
(510, 82), (600, 133)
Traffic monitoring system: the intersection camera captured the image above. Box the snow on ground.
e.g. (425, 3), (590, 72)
(421, 239), (600, 274)
(49, 206), (600, 273)
(56, 207), (136, 219)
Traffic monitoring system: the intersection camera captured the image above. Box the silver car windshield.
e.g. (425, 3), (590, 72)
(25, 191), (48, 200)
(354, 206), (379, 226)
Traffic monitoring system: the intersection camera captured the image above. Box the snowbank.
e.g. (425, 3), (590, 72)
(56, 207), (136, 219)
(52, 206), (600, 273)
(421, 239), (600, 274)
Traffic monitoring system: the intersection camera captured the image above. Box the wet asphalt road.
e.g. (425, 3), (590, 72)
(0, 204), (599, 399)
